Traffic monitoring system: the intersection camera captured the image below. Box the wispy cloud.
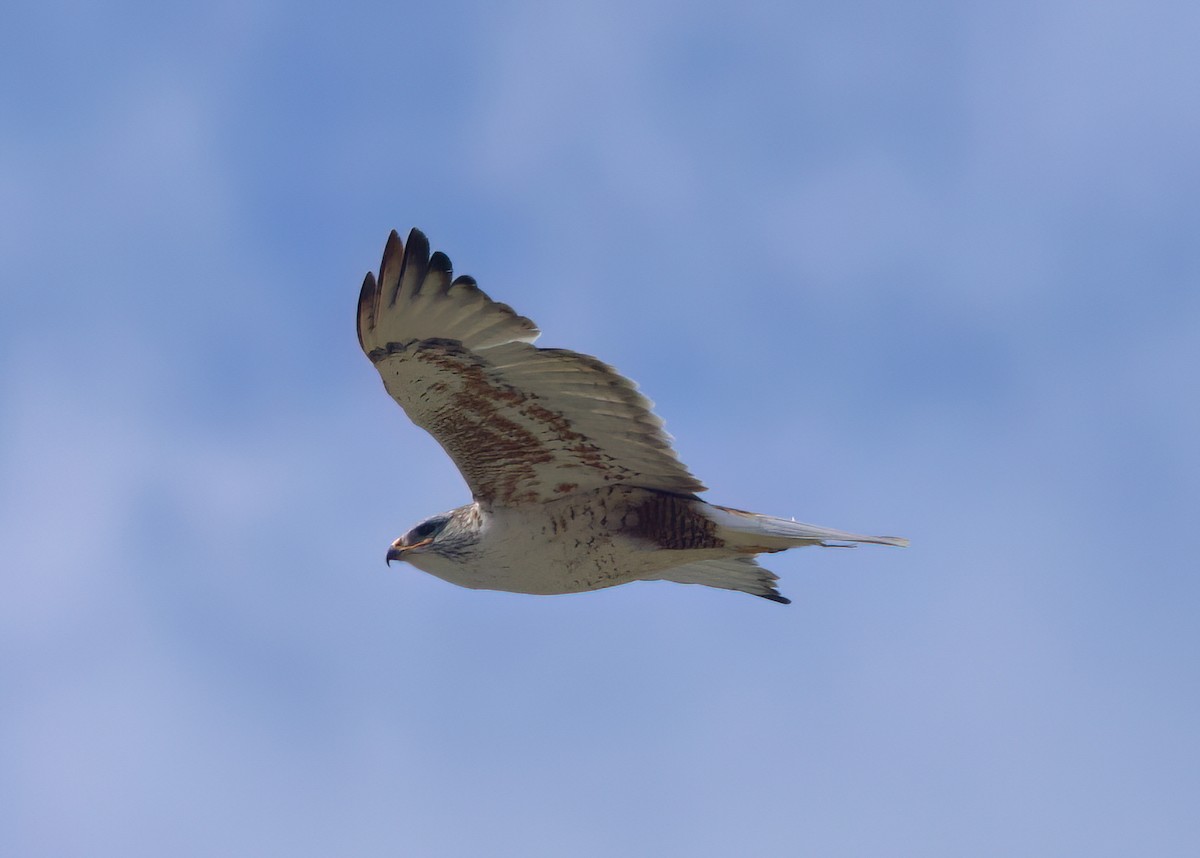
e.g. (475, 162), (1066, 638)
(2, 0), (1199, 854)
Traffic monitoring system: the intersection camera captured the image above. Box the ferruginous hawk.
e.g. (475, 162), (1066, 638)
(358, 229), (907, 604)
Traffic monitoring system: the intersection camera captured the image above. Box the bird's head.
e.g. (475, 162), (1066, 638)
(386, 508), (476, 567)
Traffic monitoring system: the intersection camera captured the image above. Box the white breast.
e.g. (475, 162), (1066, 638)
(406, 488), (676, 596)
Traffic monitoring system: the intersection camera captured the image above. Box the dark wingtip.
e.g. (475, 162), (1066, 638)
(425, 250), (454, 295)
(379, 230), (405, 305)
(758, 592), (792, 605)
(405, 228), (430, 264)
(428, 250), (452, 273)
(381, 230), (403, 272)
(356, 271), (377, 353)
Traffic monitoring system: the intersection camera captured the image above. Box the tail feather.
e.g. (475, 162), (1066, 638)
(647, 556), (791, 604)
(708, 504), (910, 549)
(646, 503), (908, 604)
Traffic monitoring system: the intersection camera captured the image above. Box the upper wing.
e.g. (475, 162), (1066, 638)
(357, 229), (706, 507)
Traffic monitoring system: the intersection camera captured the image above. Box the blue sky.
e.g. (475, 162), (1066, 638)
(3, 0), (1198, 854)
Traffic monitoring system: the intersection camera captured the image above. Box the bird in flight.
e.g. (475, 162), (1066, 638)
(358, 228), (907, 604)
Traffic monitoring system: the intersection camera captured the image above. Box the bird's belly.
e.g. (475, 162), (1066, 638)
(425, 529), (638, 595)
(410, 487), (732, 596)
(419, 490), (687, 595)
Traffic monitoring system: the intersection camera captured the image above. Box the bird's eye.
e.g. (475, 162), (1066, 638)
(414, 520), (440, 538)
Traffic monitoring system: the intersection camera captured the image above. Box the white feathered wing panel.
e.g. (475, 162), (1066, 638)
(357, 229), (541, 354)
(358, 229), (705, 507)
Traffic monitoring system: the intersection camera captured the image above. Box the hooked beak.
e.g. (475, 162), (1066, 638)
(385, 537), (434, 566)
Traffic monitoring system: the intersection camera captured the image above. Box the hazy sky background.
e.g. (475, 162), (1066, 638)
(3, 0), (1198, 854)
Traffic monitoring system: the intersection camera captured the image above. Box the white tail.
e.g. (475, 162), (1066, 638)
(706, 504), (910, 551)
(646, 502), (907, 604)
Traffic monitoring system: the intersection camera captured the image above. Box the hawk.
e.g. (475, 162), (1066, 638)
(358, 228), (907, 604)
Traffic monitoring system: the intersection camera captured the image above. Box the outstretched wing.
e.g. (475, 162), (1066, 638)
(357, 229), (705, 507)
